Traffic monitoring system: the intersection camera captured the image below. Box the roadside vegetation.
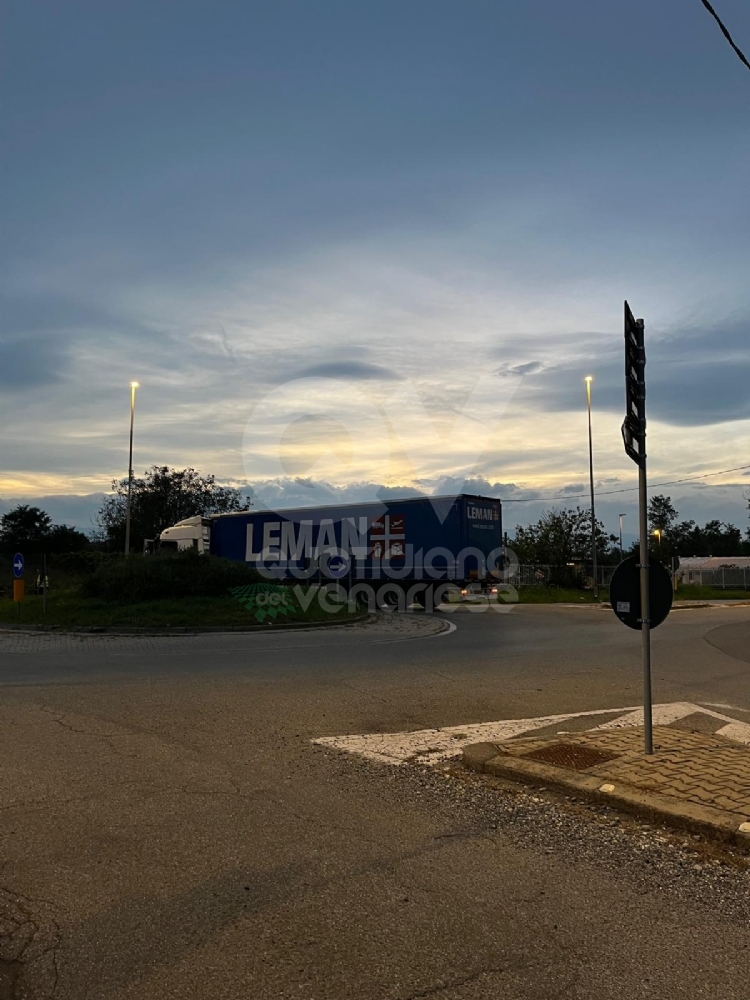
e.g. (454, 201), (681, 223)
(509, 495), (750, 601)
(0, 470), (362, 629)
(511, 495), (750, 570)
(671, 585), (750, 602)
(516, 586), (609, 604)
(2, 480), (749, 627)
(0, 588), (355, 628)
(513, 584), (749, 604)
(0, 549), (359, 629)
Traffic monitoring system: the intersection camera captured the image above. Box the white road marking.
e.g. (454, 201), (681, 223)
(595, 701), (750, 738)
(715, 722), (750, 744)
(314, 701), (750, 765)
(437, 621), (458, 635)
(594, 702), (700, 730)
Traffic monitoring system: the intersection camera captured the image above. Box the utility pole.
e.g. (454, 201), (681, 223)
(585, 376), (598, 599)
(619, 513), (626, 560)
(124, 381), (139, 557)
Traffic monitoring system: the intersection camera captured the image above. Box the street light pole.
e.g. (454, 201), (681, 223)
(585, 376), (598, 599)
(124, 381), (139, 557)
(619, 513), (626, 561)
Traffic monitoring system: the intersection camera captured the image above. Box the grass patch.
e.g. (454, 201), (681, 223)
(674, 585), (750, 601)
(0, 587), (361, 629)
(516, 587), (610, 604)
(513, 584), (750, 604)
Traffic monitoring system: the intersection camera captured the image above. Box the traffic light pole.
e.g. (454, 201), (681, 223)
(638, 451), (653, 755)
(622, 304), (653, 756)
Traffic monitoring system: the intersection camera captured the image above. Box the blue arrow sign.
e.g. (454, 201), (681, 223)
(12, 553), (24, 579)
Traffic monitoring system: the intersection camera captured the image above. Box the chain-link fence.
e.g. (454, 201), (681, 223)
(506, 564), (616, 589)
(677, 565), (750, 589)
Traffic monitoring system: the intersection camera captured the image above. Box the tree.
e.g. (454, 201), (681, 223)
(512, 506), (613, 581)
(47, 524), (90, 553)
(648, 495), (678, 535)
(97, 466), (250, 552)
(672, 519), (698, 556)
(641, 499), (746, 557)
(0, 505), (89, 555)
(0, 505), (53, 551)
(701, 520), (742, 557)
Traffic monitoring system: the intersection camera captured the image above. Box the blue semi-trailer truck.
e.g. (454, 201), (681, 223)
(157, 493), (503, 603)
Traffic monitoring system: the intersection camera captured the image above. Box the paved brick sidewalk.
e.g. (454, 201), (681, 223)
(463, 725), (750, 843)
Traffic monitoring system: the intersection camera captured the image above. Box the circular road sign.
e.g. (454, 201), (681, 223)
(319, 550), (351, 580)
(610, 554), (673, 630)
(12, 553), (24, 579)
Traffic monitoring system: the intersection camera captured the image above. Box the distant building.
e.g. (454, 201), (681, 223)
(677, 556), (750, 587)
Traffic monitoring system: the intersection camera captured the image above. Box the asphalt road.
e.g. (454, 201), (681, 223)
(2, 604), (750, 999)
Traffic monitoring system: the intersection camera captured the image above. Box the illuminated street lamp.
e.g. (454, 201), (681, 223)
(652, 528), (662, 554)
(124, 381), (139, 557)
(584, 376), (598, 599)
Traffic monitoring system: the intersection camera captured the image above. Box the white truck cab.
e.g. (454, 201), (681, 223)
(157, 516), (212, 553)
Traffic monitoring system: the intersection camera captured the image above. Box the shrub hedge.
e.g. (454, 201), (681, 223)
(80, 550), (260, 602)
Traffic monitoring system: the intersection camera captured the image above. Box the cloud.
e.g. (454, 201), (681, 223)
(495, 315), (750, 428)
(496, 361), (544, 377)
(246, 478), (419, 512)
(291, 361), (401, 382)
(4, 474), (747, 540)
(1, 293), (120, 336)
(0, 334), (68, 389)
(0, 493), (105, 532)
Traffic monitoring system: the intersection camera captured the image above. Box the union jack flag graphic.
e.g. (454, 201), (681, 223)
(370, 514), (406, 559)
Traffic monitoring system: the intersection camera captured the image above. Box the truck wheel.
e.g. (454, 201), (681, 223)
(434, 582), (462, 609)
(377, 583), (405, 611)
(411, 586), (429, 609)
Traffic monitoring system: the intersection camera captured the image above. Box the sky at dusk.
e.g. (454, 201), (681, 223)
(2, 0), (750, 540)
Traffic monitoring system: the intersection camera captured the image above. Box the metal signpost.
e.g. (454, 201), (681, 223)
(12, 552), (25, 618)
(620, 302), (654, 755)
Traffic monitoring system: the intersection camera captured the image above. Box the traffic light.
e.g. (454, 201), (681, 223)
(622, 301), (646, 468)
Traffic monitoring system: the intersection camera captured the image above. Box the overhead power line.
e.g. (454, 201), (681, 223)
(502, 462), (750, 503)
(700, 0), (750, 72)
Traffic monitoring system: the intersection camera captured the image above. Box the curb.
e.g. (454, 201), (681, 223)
(0, 611), (371, 637)
(545, 600), (750, 611)
(462, 742), (750, 848)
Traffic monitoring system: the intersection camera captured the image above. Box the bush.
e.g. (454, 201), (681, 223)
(548, 566), (585, 589)
(51, 550), (118, 579)
(1, 551), (112, 592)
(80, 550), (260, 602)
